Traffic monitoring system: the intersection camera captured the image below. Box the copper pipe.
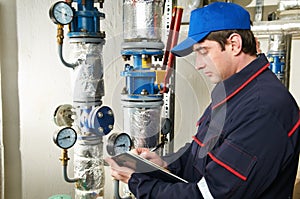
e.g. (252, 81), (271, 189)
(162, 7), (177, 70)
(162, 7), (183, 93)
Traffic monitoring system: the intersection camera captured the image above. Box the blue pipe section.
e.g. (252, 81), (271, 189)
(68, 0), (105, 38)
(121, 50), (164, 95)
(268, 52), (285, 81)
(121, 70), (156, 95)
(133, 55), (142, 70)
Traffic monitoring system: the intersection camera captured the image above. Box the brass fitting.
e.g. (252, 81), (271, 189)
(59, 149), (70, 166)
(56, 24), (64, 45)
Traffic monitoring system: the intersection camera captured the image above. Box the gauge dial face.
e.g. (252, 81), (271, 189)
(49, 1), (74, 25)
(107, 133), (132, 156)
(55, 127), (77, 149)
(114, 133), (132, 155)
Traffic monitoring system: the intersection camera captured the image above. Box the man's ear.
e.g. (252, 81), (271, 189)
(228, 33), (242, 56)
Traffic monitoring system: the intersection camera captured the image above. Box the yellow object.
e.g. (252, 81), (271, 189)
(59, 149), (70, 166)
(155, 70), (166, 86)
(142, 55), (151, 68)
(57, 24), (64, 45)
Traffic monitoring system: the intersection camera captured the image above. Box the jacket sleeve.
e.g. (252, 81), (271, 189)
(128, 111), (300, 199)
(128, 173), (203, 199)
(162, 143), (192, 176)
(128, 143), (205, 199)
(201, 108), (300, 198)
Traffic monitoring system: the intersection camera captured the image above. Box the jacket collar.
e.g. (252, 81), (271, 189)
(211, 53), (270, 110)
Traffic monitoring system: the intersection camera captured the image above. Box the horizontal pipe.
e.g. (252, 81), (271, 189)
(252, 20), (300, 37)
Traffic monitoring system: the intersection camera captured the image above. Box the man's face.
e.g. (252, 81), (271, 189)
(193, 39), (234, 84)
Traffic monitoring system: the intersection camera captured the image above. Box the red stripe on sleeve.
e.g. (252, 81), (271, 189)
(288, 112), (300, 137)
(208, 152), (247, 181)
(192, 135), (205, 147)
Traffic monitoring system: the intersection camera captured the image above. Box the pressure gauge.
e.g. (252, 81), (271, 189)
(107, 133), (133, 156)
(53, 104), (74, 127)
(53, 127), (77, 149)
(49, 1), (74, 25)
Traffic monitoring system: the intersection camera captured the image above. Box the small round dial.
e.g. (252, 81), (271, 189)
(54, 127), (77, 149)
(107, 133), (133, 156)
(49, 1), (74, 25)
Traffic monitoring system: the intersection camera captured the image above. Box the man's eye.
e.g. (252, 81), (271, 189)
(199, 49), (208, 55)
(194, 47), (208, 55)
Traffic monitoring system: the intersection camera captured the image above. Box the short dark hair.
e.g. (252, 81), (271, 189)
(205, 30), (257, 56)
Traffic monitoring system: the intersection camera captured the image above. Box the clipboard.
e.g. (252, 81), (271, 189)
(112, 151), (188, 183)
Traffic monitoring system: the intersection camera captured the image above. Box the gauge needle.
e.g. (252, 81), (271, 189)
(116, 144), (126, 147)
(55, 10), (69, 17)
(59, 136), (70, 140)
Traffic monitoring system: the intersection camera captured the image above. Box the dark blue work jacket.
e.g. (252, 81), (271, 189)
(128, 54), (300, 199)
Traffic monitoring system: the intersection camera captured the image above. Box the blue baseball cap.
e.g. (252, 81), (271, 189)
(171, 2), (251, 57)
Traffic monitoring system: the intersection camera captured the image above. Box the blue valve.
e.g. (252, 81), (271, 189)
(88, 106), (114, 136)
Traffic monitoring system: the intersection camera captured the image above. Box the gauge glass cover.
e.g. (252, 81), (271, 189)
(56, 127), (77, 149)
(50, 2), (74, 25)
(113, 134), (132, 155)
(107, 133), (132, 156)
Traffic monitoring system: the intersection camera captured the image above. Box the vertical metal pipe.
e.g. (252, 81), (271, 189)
(70, 42), (106, 199)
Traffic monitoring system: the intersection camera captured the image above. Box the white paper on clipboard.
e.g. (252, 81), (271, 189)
(112, 151), (188, 183)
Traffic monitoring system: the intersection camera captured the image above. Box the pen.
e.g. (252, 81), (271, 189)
(150, 142), (164, 152)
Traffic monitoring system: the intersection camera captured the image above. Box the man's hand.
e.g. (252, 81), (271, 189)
(105, 157), (134, 184)
(105, 148), (168, 183)
(132, 148), (168, 168)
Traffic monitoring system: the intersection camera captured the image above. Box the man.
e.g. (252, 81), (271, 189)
(106, 2), (300, 198)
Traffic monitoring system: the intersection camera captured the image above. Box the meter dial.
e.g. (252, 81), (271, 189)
(49, 1), (74, 25)
(54, 127), (77, 149)
(107, 133), (133, 156)
(53, 104), (74, 127)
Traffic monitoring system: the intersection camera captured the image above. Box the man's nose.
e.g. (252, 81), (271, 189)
(195, 55), (205, 70)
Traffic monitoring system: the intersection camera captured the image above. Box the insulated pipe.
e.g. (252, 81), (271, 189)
(252, 20), (300, 36)
(70, 42), (107, 199)
(117, 1), (165, 198)
(50, 1), (109, 199)
(252, 19), (299, 89)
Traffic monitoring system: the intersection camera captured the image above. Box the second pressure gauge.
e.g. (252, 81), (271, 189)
(49, 1), (74, 25)
(107, 133), (133, 156)
(53, 127), (77, 149)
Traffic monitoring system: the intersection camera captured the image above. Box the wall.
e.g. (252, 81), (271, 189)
(0, 0), (22, 198)
(0, 0), (298, 199)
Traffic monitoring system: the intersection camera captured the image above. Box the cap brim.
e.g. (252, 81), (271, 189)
(171, 37), (197, 57)
(171, 32), (209, 57)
